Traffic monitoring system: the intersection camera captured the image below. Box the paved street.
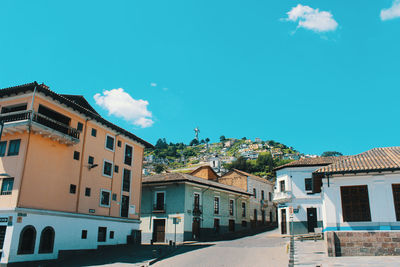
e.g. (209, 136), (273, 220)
(154, 229), (289, 267)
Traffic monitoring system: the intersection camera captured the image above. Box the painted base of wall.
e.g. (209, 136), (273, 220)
(0, 209), (140, 264)
(326, 231), (400, 256)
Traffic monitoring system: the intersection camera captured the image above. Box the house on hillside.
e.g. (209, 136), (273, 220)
(313, 147), (400, 256)
(219, 169), (276, 228)
(0, 82), (152, 264)
(140, 172), (251, 243)
(273, 157), (345, 235)
(208, 155), (221, 174)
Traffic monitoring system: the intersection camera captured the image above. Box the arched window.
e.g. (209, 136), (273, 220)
(17, 225), (36, 254)
(39, 227), (55, 254)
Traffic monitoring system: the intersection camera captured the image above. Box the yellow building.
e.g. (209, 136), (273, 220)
(0, 82), (152, 264)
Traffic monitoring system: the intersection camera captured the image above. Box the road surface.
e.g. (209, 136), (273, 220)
(154, 229), (289, 267)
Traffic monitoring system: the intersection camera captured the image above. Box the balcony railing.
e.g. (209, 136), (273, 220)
(193, 204), (202, 216)
(153, 203), (166, 213)
(0, 110), (80, 140)
(272, 191), (292, 203)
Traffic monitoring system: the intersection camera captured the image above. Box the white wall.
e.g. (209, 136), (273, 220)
(0, 209), (139, 264)
(322, 173), (400, 231)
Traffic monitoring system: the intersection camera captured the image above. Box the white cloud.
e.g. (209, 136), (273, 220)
(162, 87), (168, 91)
(286, 4), (338, 32)
(381, 1), (400, 21)
(94, 88), (154, 128)
(150, 82), (157, 87)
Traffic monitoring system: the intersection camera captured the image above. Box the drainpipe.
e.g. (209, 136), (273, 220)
(75, 118), (91, 213)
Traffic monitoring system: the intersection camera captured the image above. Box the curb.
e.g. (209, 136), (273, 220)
(288, 235), (294, 267)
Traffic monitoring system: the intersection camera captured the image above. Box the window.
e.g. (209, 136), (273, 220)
(77, 122), (83, 132)
(155, 192), (165, 210)
(392, 184), (400, 221)
(254, 209), (258, 221)
(73, 151), (80, 160)
(253, 188), (257, 198)
(305, 178), (312, 191)
(229, 199), (234, 216)
(88, 156), (94, 165)
(110, 231), (114, 239)
(1, 178), (14, 195)
(341, 185), (371, 222)
(1, 103), (27, 114)
(103, 160), (113, 177)
(194, 193), (201, 213)
(85, 187), (91, 197)
(81, 230), (87, 239)
(112, 193), (117, 201)
(123, 169), (131, 192)
(261, 190), (265, 200)
(70, 184), (76, 194)
(124, 145), (133, 166)
(114, 165), (119, 173)
(0, 141), (6, 157)
(98, 227), (107, 242)
(100, 190), (111, 207)
(105, 135), (115, 151)
(39, 227), (55, 254)
(242, 202), (246, 217)
(18, 225), (36, 254)
(280, 180), (285, 192)
(8, 139), (20, 156)
(269, 192), (272, 201)
(117, 140), (122, 147)
(214, 197), (220, 215)
(91, 128), (97, 137)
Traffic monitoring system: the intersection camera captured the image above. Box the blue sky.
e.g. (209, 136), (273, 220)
(1, 0), (400, 156)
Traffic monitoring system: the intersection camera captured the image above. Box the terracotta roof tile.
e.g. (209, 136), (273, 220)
(274, 156), (347, 171)
(314, 147), (400, 174)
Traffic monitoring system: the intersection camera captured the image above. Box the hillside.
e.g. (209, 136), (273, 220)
(143, 137), (305, 179)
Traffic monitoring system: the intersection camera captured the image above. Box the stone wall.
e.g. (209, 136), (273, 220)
(326, 231), (400, 256)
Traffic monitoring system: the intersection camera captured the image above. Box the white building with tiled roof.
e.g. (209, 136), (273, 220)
(273, 157), (345, 235)
(313, 147), (400, 257)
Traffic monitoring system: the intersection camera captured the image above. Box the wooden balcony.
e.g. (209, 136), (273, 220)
(0, 110), (80, 145)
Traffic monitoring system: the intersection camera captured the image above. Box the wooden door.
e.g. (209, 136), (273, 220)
(281, 209), (287, 234)
(152, 219), (166, 242)
(121, 195), (129, 218)
(192, 218), (200, 240)
(229, 219), (235, 232)
(307, 208), (317, 233)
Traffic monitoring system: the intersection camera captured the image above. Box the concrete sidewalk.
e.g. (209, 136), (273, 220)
(293, 238), (400, 267)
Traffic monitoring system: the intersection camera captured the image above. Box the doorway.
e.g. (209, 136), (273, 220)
(307, 208), (317, 233)
(229, 219), (235, 232)
(281, 209), (287, 234)
(152, 219), (166, 243)
(121, 195), (129, 218)
(192, 218), (200, 240)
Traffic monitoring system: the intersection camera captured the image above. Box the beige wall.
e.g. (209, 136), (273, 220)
(0, 93), (145, 220)
(218, 172), (247, 191)
(191, 167), (218, 181)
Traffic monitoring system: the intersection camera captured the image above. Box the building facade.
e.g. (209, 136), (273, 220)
(313, 147), (400, 256)
(140, 172), (251, 243)
(219, 169), (276, 228)
(273, 157), (342, 235)
(0, 82), (152, 264)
